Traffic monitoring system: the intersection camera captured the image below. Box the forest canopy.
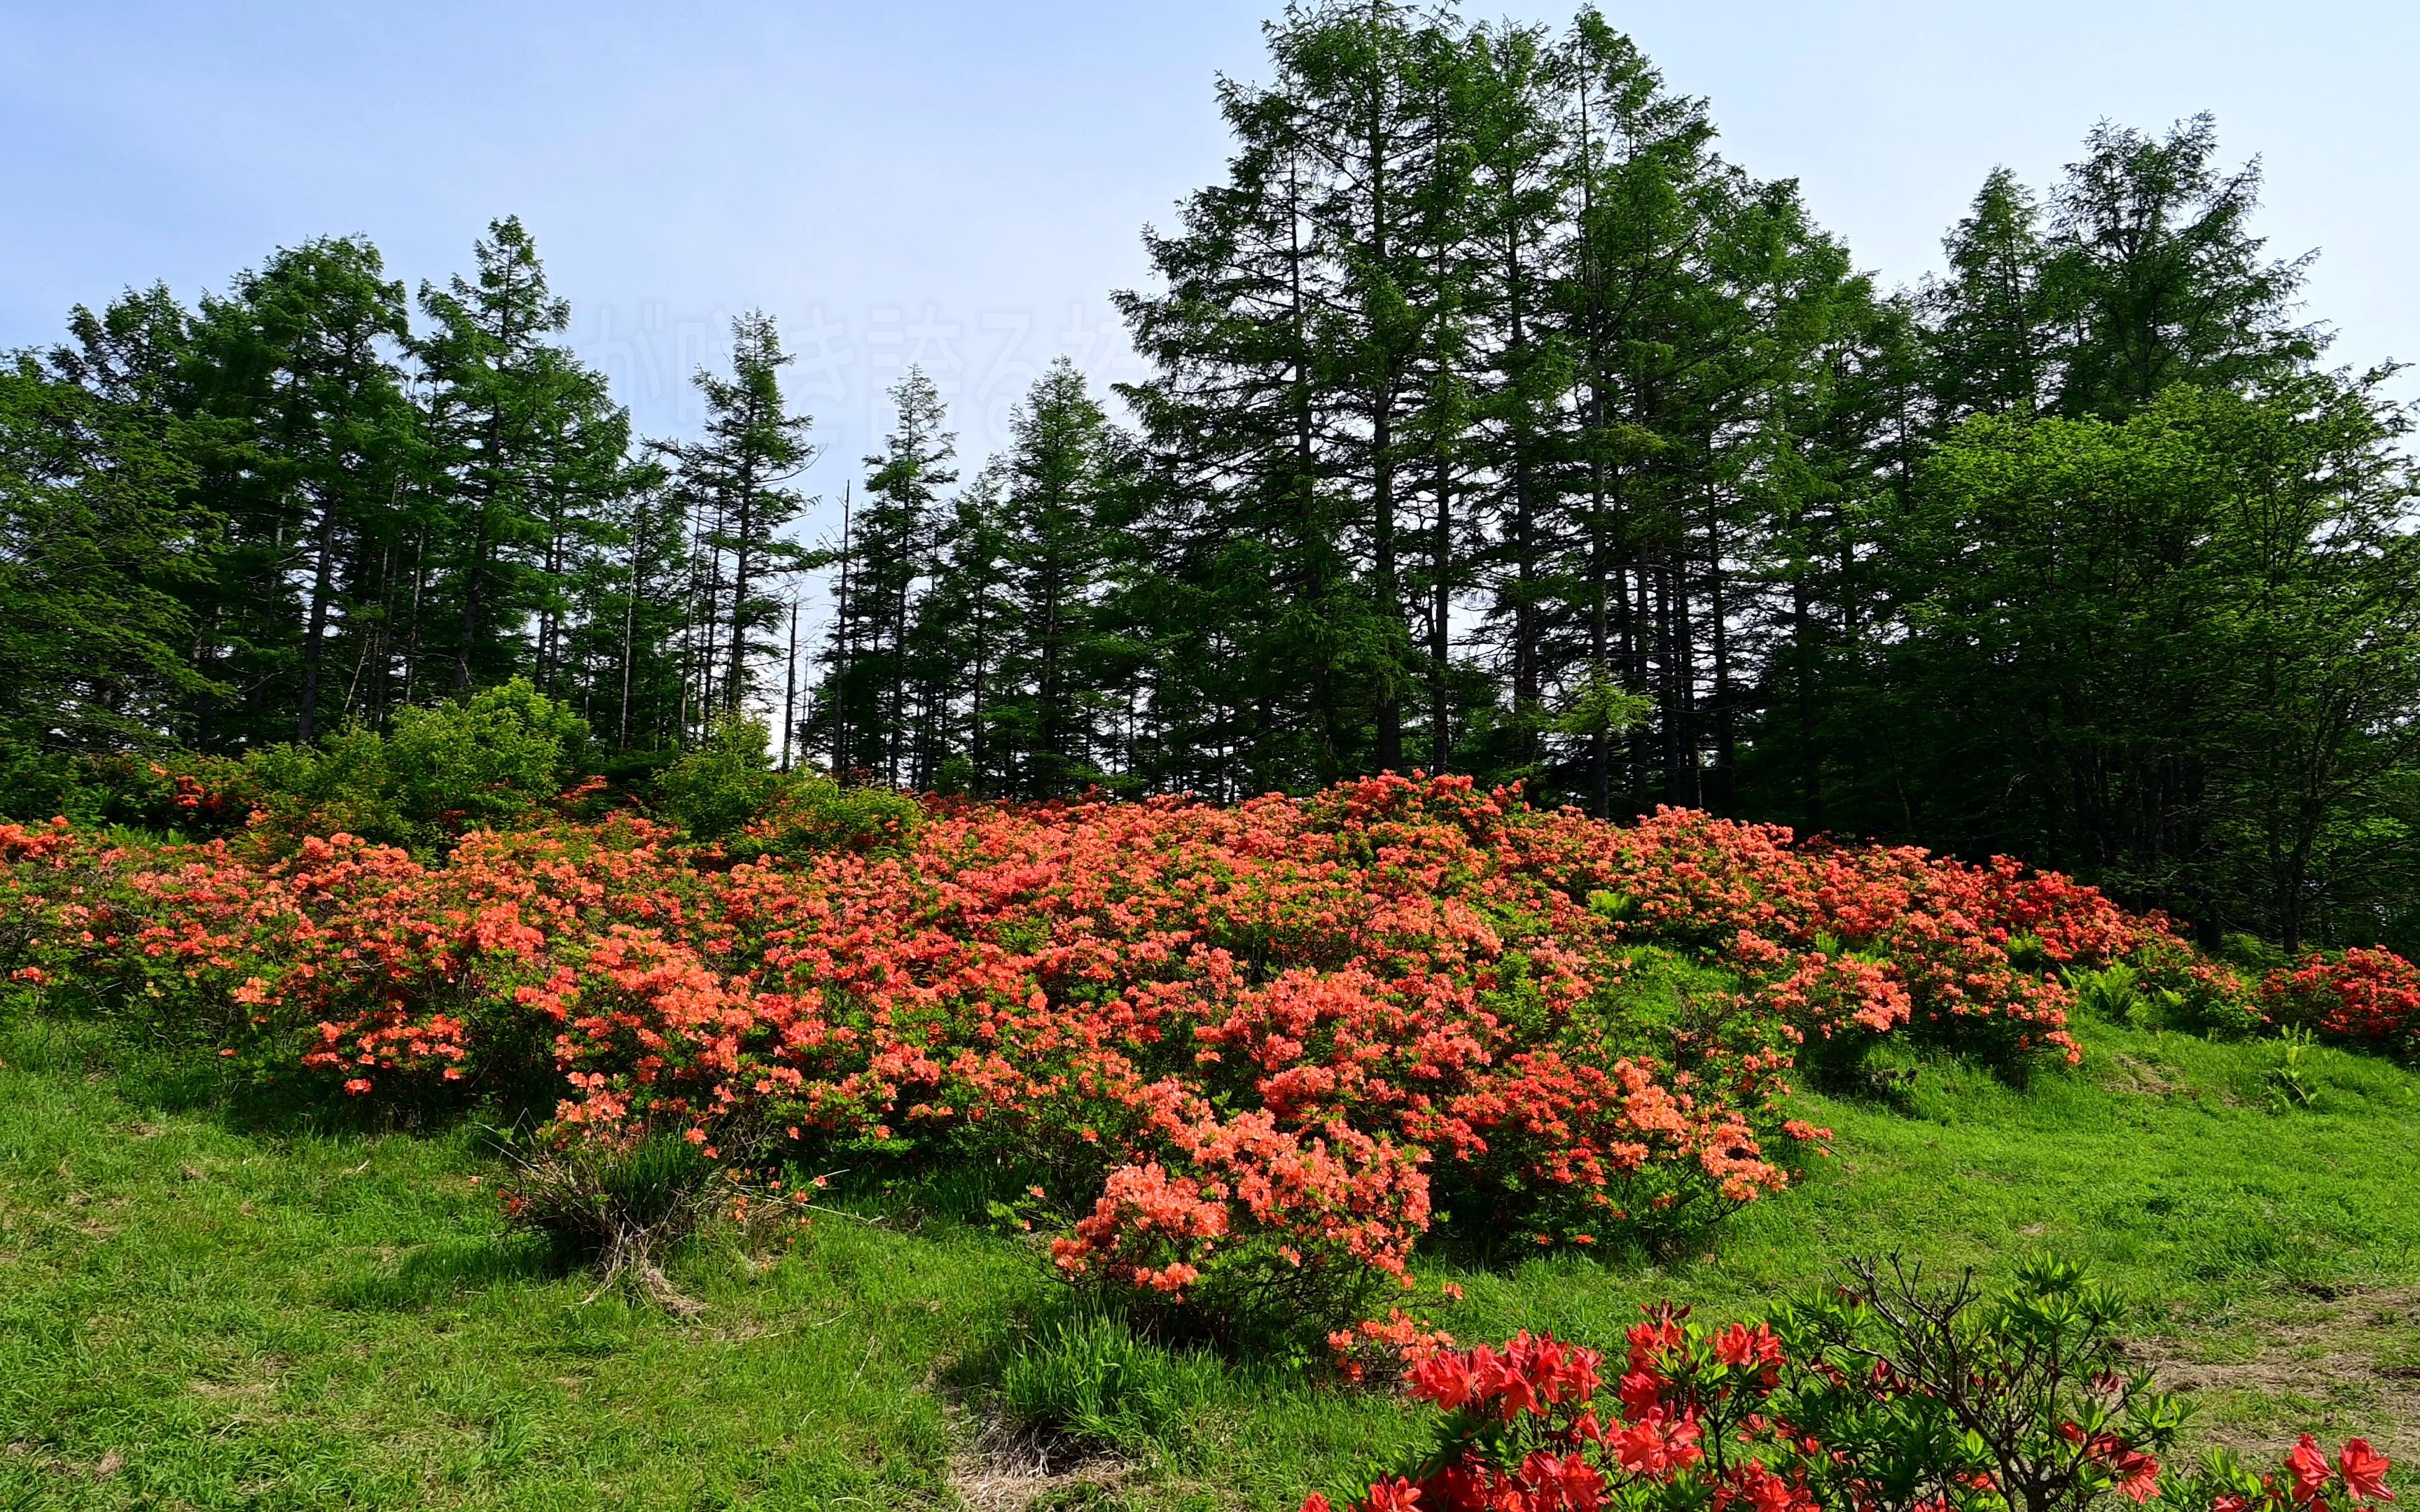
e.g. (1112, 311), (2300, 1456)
(5, 1), (2416, 955)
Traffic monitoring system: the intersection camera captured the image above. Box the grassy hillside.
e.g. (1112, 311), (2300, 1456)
(6, 1010), (2414, 1512)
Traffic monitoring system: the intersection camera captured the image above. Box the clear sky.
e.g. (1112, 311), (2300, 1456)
(7, 0), (2414, 520)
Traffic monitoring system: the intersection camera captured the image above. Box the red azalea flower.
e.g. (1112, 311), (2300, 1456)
(2340, 1439), (2394, 1505)
(1363, 1477), (1424, 1511)
(2293, 1435), (2337, 1504)
(1618, 1369), (1664, 1420)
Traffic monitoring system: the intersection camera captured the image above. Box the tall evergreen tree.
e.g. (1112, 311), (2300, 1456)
(910, 463), (1015, 794)
(415, 216), (631, 699)
(812, 368), (955, 784)
(0, 332), (214, 755)
(2044, 115), (2318, 419)
(989, 358), (1136, 796)
(662, 312), (818, 724)
(1925, 169), (2052, 421)
(229, 239), (416, 742)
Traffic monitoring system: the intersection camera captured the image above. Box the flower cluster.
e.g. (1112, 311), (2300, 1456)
(1543, 808), (2173, 1066)
(2261, 948), (2420, 1056)
(1312, 1298), (2393, 1512)
(0, 775), (2219, 1333)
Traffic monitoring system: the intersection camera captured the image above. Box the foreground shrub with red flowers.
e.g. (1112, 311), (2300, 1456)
(0, 775), (2270, 1336)
(1308, 1257), (2393, 1512)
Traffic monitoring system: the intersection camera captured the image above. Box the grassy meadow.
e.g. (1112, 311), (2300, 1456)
(6, 1009), (2415, 1512)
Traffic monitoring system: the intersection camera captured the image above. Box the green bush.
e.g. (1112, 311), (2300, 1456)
(380, 680), (591, 832)
(727, 773), (922, 860)
(0, 746), (244, 830)
(653, 717), (922, 855)
(235, 679), (591, 850)
(651, 717), (783, 840)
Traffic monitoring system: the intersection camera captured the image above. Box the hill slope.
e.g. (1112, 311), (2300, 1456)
(4, 1012), (2414, 1512)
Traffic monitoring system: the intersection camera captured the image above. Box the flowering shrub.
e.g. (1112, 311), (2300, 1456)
(0, 775), (2238, 1336)
(1309, 1258), (2393, 1512)
(1543, 808), (2174, 1070)
(2261, 948), (2420, 1058)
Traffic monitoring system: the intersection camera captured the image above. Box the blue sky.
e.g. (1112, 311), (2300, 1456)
(6, 0), (2413, 512)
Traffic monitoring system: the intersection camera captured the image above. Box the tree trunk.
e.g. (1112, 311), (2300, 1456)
(297, 491), (340, 741)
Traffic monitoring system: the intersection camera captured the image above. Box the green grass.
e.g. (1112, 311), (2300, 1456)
(4, 1011), (2418, 1511)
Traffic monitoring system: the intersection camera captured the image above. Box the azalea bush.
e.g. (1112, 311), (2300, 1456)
(1568, 808), (2148, 1072)
(1309, 1257), (2393, 1512)
(2260, 948), (2420, 1058)
(0, 773), (2283, 1338)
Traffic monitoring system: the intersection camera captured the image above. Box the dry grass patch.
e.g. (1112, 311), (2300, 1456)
(2132, 1284), (2420, 1461)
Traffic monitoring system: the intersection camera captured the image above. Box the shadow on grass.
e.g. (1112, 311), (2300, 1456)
(324, 1231), (562, 1312)
(5, 1002), (565, 1144)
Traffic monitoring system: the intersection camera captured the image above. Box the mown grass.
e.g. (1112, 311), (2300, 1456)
(4, 1008), (2417, 1511)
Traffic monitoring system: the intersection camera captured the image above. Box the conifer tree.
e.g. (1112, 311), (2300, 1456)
(1926, 169), (2052, 421)
(912, 463), (1014, 794)
(814, 368), (954, 783)
(564, 461), (681, 752)
(229, 239), (416, 741)
(415, 217), (630, 698)
(1551, 12), (1728, 812)
(662, 312), (817, 724)
(989, 358), (1134, 795)
(0, 323), (214, 755)
(2043, 115), (2318, 418)
(1461, 18), (1573, 788)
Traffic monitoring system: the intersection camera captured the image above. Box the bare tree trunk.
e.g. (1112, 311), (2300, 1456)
(1430, 454), (1452, 773)
(618, 492), (644, 752)
(297, 490), (340, 742)
(834, 484), (853, 776)
(780, 598), (798, 771)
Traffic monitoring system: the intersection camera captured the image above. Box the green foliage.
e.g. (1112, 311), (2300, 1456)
(1584, 888), (1639, 923)
(379, 681), (592, 830)
(197, 236), (418, 748)
(2218, 931), (2289, 976)
(725, 772), (922, 860)
(652, 715), (922, 854)
(1799, 375), (2420, 951)
(0, 336), (217, 757)
(413, 218), (638, 703)
(0, 748), (185, 827)
(2123, 939), (2266, 1040)
(1551, 673), (1654, 741)
(651, 716), (783, 840)
(2263, 1027), (2321, 1113)
(233, 679), (589, 850)
(1776, 1256), (2188, 1512)
(2066, 962), (2144, 1023)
